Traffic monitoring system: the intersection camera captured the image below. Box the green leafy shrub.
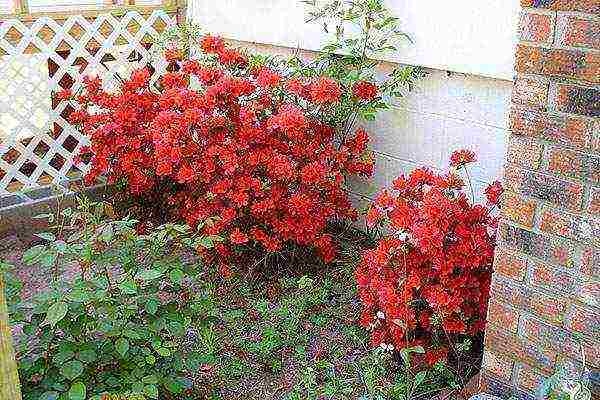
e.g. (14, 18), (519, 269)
(11, 199), (219, 400)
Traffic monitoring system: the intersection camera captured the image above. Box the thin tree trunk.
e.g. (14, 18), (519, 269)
(0, 274), (21, 400)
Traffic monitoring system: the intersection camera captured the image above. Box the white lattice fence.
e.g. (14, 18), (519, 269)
(0, 10), (174, 209)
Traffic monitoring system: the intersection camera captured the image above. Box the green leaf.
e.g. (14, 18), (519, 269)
(144, 384), (159, 399)
(53, 350), (75, 365)
(39, 252), (57, 267)
(35, 232), (56, 241)
(42, 301), (68, 327)
(142, 374), (159, 384)
(40, 391), (60, 400)
(68, 382), (86, 400)
(77, 349), (97, 364)
(135, 269), (163, 281)
(115, 338), (130, 357)
(156, 347), (171, 357)
(22, 245), (46, 264)
(197, 236), (215, 249)
(169, 269), (184, 285)
(145, 299), (159, 315)
(60, 360), (84, 381)
(118, 279), (137, 295)
(414, 370), (427, 389)
(145, 355), (156, 365)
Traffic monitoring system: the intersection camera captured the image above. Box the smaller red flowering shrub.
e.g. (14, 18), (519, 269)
(71, 36), (375, 273)
(356, 151), (502, 367)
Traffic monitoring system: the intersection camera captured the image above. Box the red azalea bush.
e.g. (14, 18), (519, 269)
(68, 35), (375, 272)
(355, 151), (502, 366)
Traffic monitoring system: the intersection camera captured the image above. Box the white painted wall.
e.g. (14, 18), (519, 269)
(188, 0), (520, 81)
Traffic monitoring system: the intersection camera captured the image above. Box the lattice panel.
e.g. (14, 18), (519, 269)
(0, 10), (174, 208)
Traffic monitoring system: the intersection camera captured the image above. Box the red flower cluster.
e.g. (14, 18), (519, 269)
(352, 80), (378, 101)
(73, 36), (374, 271)
(356, 151), (502, 366)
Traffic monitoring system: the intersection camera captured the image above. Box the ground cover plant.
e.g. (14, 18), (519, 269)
(7, 199), (218, 400)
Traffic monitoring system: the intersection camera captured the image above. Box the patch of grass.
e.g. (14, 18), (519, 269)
(180, 255), (464, 400)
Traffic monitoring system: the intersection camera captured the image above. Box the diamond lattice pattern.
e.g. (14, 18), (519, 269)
(0, 11), (173, 205)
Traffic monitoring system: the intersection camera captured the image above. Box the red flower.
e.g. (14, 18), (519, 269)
(73, 33), (374, 276)
(256, 68), (282, 88)
(450, 149), (476, 168)
(355, 151), (496, 367)
(310, 77), (341, 104)
(230, 228), (249, 245)
(485, 180), (503, 205)
(200, 34), (225, 54)
(352, 80), (378, 101)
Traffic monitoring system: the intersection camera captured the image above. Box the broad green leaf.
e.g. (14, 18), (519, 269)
(22, 244), (46, 264)
(39, 252), (57, 267)
(115, 338), (130, 357)
(135, 269), (163, 281)
(142, 374), (159, 384)
(40, 391), (59, 400)
(42, 301), (68, 327)
(52, 350), (75, 365)
(144, 384), (159, 399)
(156, 347), (171, 357)
(60, 360), (84, 380)
(119, 279), (137, 295)
(77, 349), (97, 363)
(169, 269), (184, 285)
(145, 299), (159, 315)
(414, 370), (427, 389)
(145, 355), (156, 365)
(68, 382), (86, 400)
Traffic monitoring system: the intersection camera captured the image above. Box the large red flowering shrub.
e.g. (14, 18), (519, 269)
(355, 151), (502, 366)
(68, 36), (375, 272)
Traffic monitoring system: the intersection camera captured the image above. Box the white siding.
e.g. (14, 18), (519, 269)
(188, 0), (520, 81)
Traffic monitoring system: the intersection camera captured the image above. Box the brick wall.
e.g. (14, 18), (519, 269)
(480, 1), (600, 399)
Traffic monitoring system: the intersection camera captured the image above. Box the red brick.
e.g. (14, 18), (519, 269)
(485, 326), (557, 372)
(558, 16), (600, 50)
(512, 77), (549, 110)
(487, 300), (520, 333)
(492, 275), (566, 324)
(531, 260), (576, 290)
(502, 191), (537, 227)
(504, 165), (584, 211)
(554, 84), (600, 118)
(521, 315), (600, 368)
(482, 351), (514, 382)
(509, 106), (594, 150)
(515, 45), (600, 84)
(566, 304), (600, 337)
(547, 147), (600, 183)
(539, 208), (600, 242)
(581, 247), (600, 279)
(588, 187), (600, 215)
(516, 363), (548, 392)
(507, 136), (543, 169)
(521, 0), (600, 14)
(478, 373), (533, 400)
(519, 11), (554, 43)
(499, 222), (576, 268)
(494, 247), (528, 281)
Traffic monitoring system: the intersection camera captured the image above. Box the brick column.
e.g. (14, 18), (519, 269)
(480, 1), (599, 399)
